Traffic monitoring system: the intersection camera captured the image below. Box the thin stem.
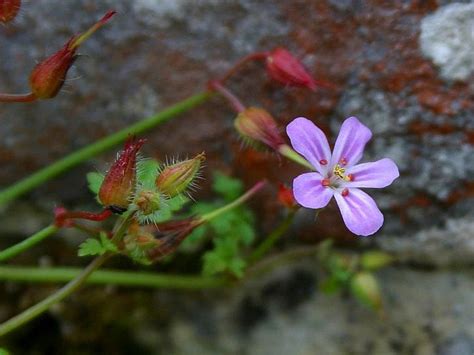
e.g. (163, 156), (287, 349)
(0, 225), (59, 263)
(0, 91), (211, 206)
(247, 211), (295, 265)
(278, 144), (314, 170)
(200, 180), (266, 222)
(0, 254), (109, 337)
(0, 266), (228, 289)
(219, 52), (268, 83)
(0, 92), (37, 103)
(209, 81), (245, 113)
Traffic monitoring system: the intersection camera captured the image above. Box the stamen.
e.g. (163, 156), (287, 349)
(321, 178), (331, 187)
(339, 158), (347, 166)
(341, 188), (349, 197)
(319, 159), (328, 166)
(333, 164), (346, 179)
(346, 174), (354, 182)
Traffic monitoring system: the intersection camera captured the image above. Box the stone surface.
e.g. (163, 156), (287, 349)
(1, 0), (474, 353)
(420, 2), (474, 81)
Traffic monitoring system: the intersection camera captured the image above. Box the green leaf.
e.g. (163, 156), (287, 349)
(0, 348), (10, 355)
(99, 232), (118, 253)
(86, 172), (104, 195)
(212, 172), (243, 201)
(137, 159), (160, 187)
(350, 272), (383, 311)
(78, 238), (106, 257)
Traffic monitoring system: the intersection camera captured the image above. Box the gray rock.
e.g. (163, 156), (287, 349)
(420, 2), (474, 81)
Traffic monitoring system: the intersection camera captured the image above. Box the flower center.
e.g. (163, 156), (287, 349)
(320, 162), (354, 194)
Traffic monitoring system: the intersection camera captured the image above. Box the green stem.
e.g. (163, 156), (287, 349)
(0, 266), (228, 289)
(0, 225), (59, 263)
(247, 211), (295, 265)
(200, 180), (266, 222)
(0, 91), (212, 207)
(277, 144), (314, 170)
(0, 254), (109, 338)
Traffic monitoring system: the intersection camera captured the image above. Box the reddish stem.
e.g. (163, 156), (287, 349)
(208, 80), (246, 113)
(218, 52), (269, 83)
(0, 92), (37, 103)
(55, 207), (113, 227)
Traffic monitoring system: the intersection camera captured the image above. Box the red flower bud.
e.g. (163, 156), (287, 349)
(277, 183), (297, 209)
(144, 218), (202, 262)
(265, 48), (316, 91)
(29, 10), (116, 99)
(0, 0), (21, 23)
(98, 137), (146, 212)
(234, 107), (285, 150)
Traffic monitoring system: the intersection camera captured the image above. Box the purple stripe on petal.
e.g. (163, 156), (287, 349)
(293, 172), (334, 209)
(286, 117), (331, 174)
(330, 117), (372, 168)
(345, 158), (399, 189)
(334, 188), (383, 236)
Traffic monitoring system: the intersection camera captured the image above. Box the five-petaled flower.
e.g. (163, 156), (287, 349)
(287, 116), (399, 236)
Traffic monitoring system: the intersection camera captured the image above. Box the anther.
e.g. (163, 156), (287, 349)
(346, 174), (354, 182)
(321, 178), (331, 187)
(341, 188), (349, 197)
(319, 159), (328, 166)
(339, 158), (347, 166)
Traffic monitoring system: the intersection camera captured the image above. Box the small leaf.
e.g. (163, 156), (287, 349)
(86, 172), (104, 195)
(0, 348), (11, 355)
(78, 238), (106, 257)
(99, 232), (118, 253)
(137, 159), (160, 187)
(212, 172), (243, 201)
(360, 251), (394, 271)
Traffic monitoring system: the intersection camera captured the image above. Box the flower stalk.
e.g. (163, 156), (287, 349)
(0, 91), (212, 207)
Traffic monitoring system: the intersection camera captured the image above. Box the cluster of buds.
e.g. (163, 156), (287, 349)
(0, 0), (21, 23)
(54, 138), (211, 263)
(0, 9), (116, 102)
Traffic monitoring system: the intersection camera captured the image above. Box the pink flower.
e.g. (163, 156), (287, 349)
(287, 117), (399, 236)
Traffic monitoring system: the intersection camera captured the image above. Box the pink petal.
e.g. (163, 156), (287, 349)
(345, 158), (399, 188)
(330, 117), (372, 168)
(334, 188), (383, 236)
(286, 117), (332, 174)
(293, 172), (334, 209)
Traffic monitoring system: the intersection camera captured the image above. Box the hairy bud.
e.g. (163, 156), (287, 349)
(156, 153), (205, 197)
(234, 107), (284, 150)
(135, 189), (161, 216)
(29, 10), (116, 99)
(98, 137), (145, 212)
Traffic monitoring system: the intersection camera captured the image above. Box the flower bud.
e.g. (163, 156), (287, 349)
(135, 189), (161, 216)
(156, 153), (205, 197)
(234, 107), (285, 150)
(29, 10), (116, 99)
(98, 137), (146, 212)
(350, 272), (382, 311)
(265, 47), (316, 91)
(0, 0), (21, 23)
(277, 183), (297, 209)
(145, 218), (201, 262)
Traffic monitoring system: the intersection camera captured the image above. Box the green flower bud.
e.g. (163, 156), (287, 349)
(350, 272), (382, 311)
(155, 153), (205, 197)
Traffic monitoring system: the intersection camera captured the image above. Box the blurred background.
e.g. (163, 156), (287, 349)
(1, 0), (474, 354)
